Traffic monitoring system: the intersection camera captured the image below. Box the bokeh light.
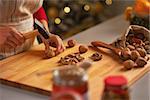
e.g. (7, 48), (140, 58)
(55, 17), (61, 24)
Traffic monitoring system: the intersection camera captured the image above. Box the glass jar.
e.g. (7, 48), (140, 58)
(102, 76), (130, 100)
(52, 66), (88, 100)
(52, 90), (83, 100)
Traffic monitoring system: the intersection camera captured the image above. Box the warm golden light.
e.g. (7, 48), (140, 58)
(54, 18), (61, 24)
(64, 6), (71, 13)
(134, 0), (150, 15)
(84, 4), (90, 11)
(105, 0), (112, 5)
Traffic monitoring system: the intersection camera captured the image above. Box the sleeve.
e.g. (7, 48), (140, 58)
(33, 7), (48, 21)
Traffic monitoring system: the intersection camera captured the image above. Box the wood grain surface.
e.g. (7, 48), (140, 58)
(0, 44), (149, 100)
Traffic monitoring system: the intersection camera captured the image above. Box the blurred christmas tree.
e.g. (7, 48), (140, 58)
(43, 0), (134, 39)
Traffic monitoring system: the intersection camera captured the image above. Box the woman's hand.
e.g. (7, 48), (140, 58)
(39, 33), (65, 55)
(48, 34), (65, 54)
(0, 27), (24, 49)
(37, 19), (65, 55)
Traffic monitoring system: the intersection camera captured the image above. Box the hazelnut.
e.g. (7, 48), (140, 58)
(144, 45), (150, 50)
(135, 57), (147, 67)
(147, 49), (150, 54)
(127, 45), (135, 50)
(124, 47), (130, 52)
(137, 48), (146, 57)
(67, 39), (76, 47)
(90, 52), (102, 61)
(130, 50), (141, 61)
(133, 43), (136, 46)
(123, 60), (135, 70)
(144, 41), (150, 45)
(126, 42), (129, 45)
(79, 45), (88, 54)
(120, 49), (131, 60)
(135, 44), (140, 48)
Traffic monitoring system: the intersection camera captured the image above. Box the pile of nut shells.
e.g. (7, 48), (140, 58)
(58, 39), (102, 65)
(58, 53), (85, 65)
(119, 32), (149, 70)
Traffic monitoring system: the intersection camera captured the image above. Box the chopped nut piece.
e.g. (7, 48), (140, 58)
(58, 53), (84, 65)
(90, 52), (102, 61)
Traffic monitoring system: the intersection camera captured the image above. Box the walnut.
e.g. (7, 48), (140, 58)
(137, 48), (146, 57)
(79, 45), (88, 54)
(135, 57), (147, 67)
(45, 49), (55, 58)
(90, 52), (102, 61)
(123, 60), (135, 70)
(67, 39), (76, 48)
(130, 50), (141, 61)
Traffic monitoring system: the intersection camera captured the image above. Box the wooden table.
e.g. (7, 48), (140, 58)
(0, 43), (150, 100)
(0, 15), (149, 100)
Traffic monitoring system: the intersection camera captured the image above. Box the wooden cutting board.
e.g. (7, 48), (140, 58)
(0, 44), (149, 100)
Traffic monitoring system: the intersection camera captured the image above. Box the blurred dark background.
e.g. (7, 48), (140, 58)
(43, 0), (134, 39)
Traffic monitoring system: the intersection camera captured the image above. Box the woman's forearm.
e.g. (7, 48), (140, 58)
(33, 7), (49, 32)
(40, 19), (49, 33)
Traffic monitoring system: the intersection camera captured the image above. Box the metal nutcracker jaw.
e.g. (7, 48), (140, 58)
(34, 19), (50, 39)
